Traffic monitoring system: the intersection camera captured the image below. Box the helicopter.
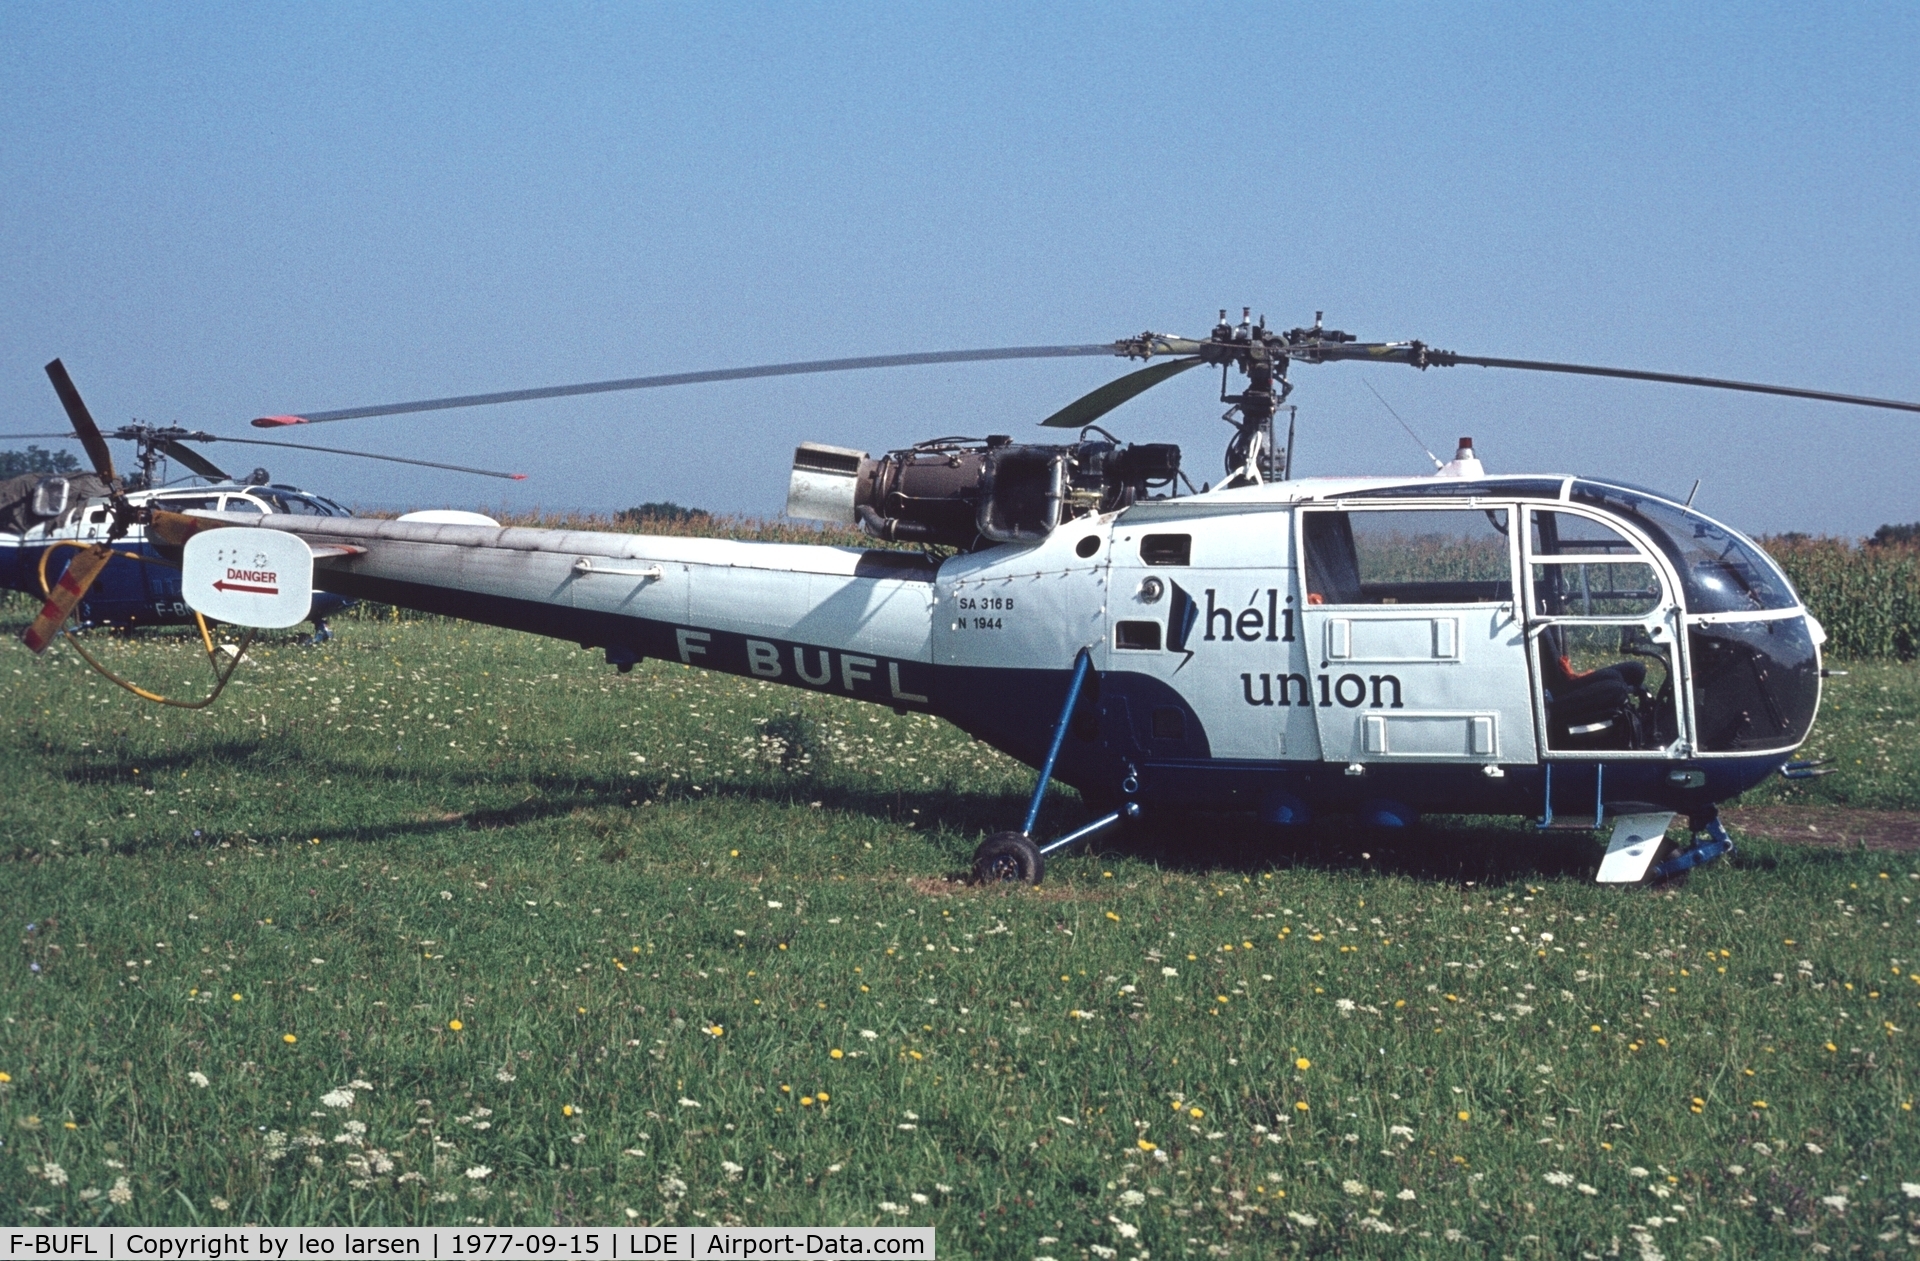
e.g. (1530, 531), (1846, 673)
(0, 360), (528, 638)
(21, 313), (1920, 884)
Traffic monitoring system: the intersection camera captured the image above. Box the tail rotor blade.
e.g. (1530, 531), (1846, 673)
(43, 360), (119, 484)
(21, 544), (114, 653)
(1038, 357), (1205, 428)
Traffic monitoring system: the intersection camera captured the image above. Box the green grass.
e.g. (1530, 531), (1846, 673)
(4, 606), (1920, 1256)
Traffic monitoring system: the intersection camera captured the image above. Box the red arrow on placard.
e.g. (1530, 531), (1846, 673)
(213, 579), (279, 595)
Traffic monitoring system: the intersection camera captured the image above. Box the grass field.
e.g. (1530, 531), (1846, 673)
(3, 602), (1920, 1256)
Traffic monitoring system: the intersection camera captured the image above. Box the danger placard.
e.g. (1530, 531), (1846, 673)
(183, 527), (315, 628)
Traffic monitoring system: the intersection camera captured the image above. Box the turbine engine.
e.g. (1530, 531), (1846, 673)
(787, 434), (1181, 548)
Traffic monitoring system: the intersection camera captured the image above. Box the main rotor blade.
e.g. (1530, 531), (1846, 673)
(205, 434), (526, 480)
(251, 344), (1121, 427)
(155, 438), (230, 481)
(1038, 356), (1206, 428)
(0, 432), (81, 440)
(43, 360), (120, 482)
(1305, 342), (1920, 414)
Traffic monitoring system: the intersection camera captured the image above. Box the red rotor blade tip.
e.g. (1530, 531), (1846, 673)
(511, 473), (527, 480)
(251, 415), (309, 428)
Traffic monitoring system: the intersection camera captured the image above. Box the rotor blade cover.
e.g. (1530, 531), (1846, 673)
(1038, 357), (1205, 428)
(182, 528), (315, 629)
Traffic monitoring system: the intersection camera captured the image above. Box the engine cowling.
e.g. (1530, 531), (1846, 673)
(787, 435), (1180, 548)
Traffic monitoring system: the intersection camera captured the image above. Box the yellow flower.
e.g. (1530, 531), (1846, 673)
(232, 993), (243, 1002)
(64, 1121), (76, 1130)
(1295, 1101), (1310, 1112)
(800, 1096), (814, 1107)
(1105, 912), (1120, 922)
(730, 849), (739, 857)
(1189, 1107), (1204, 1119)
(1295, 1057), (1311, 1071)
(448, 1019), (465, 1031)
(1825, 1042), (1838, 1052)
(817, 1092), (828, 1102)
(1752, 1101), (1768, 1109)
(563, 1105), (575, 1117)
(829, 1048), (844, 1059)
(706, 1025), (723, 1037)
(1457, 1110), (1471, 1122)
(577, 1006), (587, 1014)
(0, 1072), (10, 1083)
(780, 1084), (791, 1093)
(282, 1034), (297, 1045)
(1137, 1139), (1157, 1151)
(908, 1050), (923, 1060)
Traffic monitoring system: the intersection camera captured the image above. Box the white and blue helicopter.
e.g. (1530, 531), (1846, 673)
(22, 314), (1920, 885)
(1, 360), (526, 639)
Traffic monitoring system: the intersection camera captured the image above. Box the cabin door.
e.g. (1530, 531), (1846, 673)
(1294, 504), (1536, 767)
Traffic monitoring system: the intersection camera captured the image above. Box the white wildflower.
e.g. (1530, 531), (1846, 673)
(660, 1175), (688, 1200)
(1820, 1194), (1847, 1212)
(1358, 1218), (1396, 1234)
(79, 1188), (100, 1202)
(108, 1178), (132, 1206)
(1805, 1142), (1825, 1155)
(910, 1192), (929, 1205)
(898, 1123), (918, 1131)
(495, 1069), (516, 1083)
(678, 1097), (701, 1108)
(440, 890), (453, 900)
(1577, 1184), (1598, 1196)
(465, 1166), (491, 1180)
(1389, 1124), (1415, 1140)
(721, 1160), (744, 1180)
(188, 1071), (210, 1088)
(1903, 1182), (1920, 1199)
(1628, 1166), (1650, 1178)
(321, 1088), (354, 1109)
(41, 1163), (67, 1187)
(1726, 1165), (1745, 1176)
(877, 1201), (909, 1216)
(1335, 998), (1356, 1012)
(935, 1183), (951, 1193)
(1162, 967), (1178, 977)
(1287, 1211), (1318, 1227)
(1091, 1247), (1118, 1260)
(1113, 1221), (1139, 1239)
(860, 1029), (878, 1039)
(1342, 1179), (1367, 1194)
(349, 1079), (373, 1090)
(766, 901), (783, 908)
(209, 1196), (231, 1211)
(1119, 1189), (1146, 1206)
(1544, 1171), (1575, 1187)
(1397, 1188), (1416, 1201)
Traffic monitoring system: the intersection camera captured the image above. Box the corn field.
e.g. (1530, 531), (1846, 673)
(1759, 536), (1920, 661)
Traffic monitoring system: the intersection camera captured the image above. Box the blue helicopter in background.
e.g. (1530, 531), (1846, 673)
(1, 360), (526, 637)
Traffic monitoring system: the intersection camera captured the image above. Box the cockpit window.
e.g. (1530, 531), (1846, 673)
(220, 495), (265, 513)
(1571, 481), (1796, 613)
(254, 492), (338, 516)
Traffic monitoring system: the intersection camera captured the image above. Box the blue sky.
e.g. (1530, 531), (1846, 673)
(2, 3), (1915, 534)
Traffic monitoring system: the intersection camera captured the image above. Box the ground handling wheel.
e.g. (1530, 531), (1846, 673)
(973, 831), (1045, 885)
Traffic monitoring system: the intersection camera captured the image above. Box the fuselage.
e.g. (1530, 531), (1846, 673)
(215, 471), (1820, 827)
